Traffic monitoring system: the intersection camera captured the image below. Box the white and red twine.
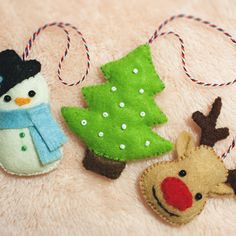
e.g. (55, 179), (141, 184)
(22, 15), (235, 159)
(148, 14), (236, 159)
(22, 22), (90, 86)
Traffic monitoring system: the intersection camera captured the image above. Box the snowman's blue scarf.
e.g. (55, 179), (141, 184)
(0, 103), (67, 165)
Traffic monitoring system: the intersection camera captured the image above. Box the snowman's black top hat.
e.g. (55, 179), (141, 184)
(0, 49), (41, 97)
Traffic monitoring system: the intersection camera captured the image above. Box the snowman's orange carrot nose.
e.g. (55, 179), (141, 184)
(15, 97), (31, 106)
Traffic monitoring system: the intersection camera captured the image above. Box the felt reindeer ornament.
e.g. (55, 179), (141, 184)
(139, 97), (236, 225)
(0, 23), (90, 176)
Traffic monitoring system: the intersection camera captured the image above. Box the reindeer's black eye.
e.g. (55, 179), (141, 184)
(3, 95), (11, 102)
(178, 170), (187, 177)
(195, 193), (202, 201)
(28, 90), (36, 97)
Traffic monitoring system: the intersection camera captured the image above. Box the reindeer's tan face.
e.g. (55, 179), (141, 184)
(140, 132), (233, 225)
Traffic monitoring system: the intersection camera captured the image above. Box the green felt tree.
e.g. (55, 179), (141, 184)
(62, 44), (173, 179)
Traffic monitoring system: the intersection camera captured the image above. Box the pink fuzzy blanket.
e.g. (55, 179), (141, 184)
(0, 0), (236, 235)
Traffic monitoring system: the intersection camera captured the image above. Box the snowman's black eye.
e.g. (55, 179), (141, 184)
(28, 90), (36, 97)
(3, 95), (11, 102)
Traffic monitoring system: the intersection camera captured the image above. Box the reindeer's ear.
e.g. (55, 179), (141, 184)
(176, 132), (195, 159)
(209, 183), (234, 196)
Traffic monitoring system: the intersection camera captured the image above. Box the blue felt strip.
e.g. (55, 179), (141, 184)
(27, 104), (67, 152)
(29, 127), (62, 165)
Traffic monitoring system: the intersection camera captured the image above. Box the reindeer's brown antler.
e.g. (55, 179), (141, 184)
(192, 97), (229, 147)
(192, 97), (236, 195)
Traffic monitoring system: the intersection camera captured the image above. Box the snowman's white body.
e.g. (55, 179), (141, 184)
(0, 73), (60, 175)
(0, 128), (59, 175)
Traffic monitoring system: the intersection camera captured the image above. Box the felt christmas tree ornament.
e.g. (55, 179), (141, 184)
(61, 14), (236, 181)
(0, 22), (90, 176)
(62, 44), (173, 179)
(139, 97), (236, 225)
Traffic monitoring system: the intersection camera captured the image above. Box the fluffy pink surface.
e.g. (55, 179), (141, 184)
(0, 0), (236, 235)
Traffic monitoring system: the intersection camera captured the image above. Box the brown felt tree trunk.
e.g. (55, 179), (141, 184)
(82, 149), (126, 179)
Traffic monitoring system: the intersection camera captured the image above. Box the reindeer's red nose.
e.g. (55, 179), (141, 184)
(161, 177), (193, 211)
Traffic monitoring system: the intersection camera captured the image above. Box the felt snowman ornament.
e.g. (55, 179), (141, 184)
(0, 49), (67, 176)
